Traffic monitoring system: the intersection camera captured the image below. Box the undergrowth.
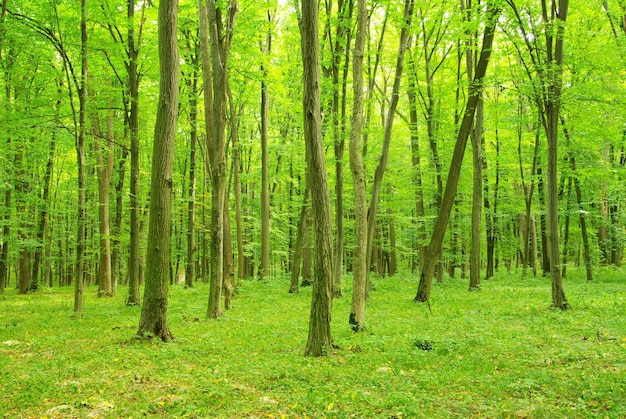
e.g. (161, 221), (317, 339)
(1, 266), (624, 418)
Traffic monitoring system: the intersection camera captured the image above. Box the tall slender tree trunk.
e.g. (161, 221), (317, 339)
(226, 78), (245, 281)
(92, 103), (115, 297)
(543, 0), (570, 310)
(366, 0), (414, 286)
(260, 9), (272, 281)
(185, 53), (199, 289)
(407, 55), (427, 273)
(300, 0), (335, 356)
(73, 0), (88, 314)
(464, 2), (484, 290)
(415, 3), (500, 302)
(561, 116), (592, 281)
(31, 107), (57, 291)
(203, 0), (238, 319)
(0, 0), (8, 294)
(289, 185), (310, 294)
(348, 0), (368, 332)
(127, 0), (142, 305)
(136, 0), (179, 342)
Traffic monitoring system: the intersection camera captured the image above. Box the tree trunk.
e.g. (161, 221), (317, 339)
(226, 78), (245, 281)
(204, 0), (237, 319)
(289, 185), (310, 294)
(260, 9), (271, 281)
(415, 3), (500, 302)
(407, 60), (427, 273)
(92, 103), (115, 297)
(300, 0), (335, 356)
(301, 199), (313, 287)
(543, 0), (570, 310)
(185, 52), (199, 289)
(31, 109), (57, 291)
(223, 198), (235, 309)
(469, 96), (483, 291)
(127, 0), (142, 305)
(349, 0), (368, 332)
(73, 0), (88, 314)
(136, 0), (179, 342)
(366, 0), (414, 285)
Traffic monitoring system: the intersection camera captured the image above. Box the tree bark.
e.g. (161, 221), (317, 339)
(127, 0), (142, 305)
(226, 77), (245, 281)
(185, 47), (199, 289)
(73, 0), (88, 314)
(543, 0), (570, 310)
(300, 0), (335, 356)
(260, 9), (272, 281)
(289, 185), (310, 294)
(137, 0), (179, 342)
(415, 3), (500, 302)
(204, 0), (237, 319)
(349, 0), (368, 332)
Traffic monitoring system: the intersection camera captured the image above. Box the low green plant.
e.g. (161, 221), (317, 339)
(1, 266), (624, 418)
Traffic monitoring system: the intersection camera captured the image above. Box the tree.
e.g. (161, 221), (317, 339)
(299, 0), (335, 357)
(415, 3), (501, 302)
(260, 6), (272, 281)
(136, 0), (180, 342)
(542, 0), (571, 309)
(365, 0), (414, 288)
(202, 0), (238, 319)
(348, 0), (368, 332)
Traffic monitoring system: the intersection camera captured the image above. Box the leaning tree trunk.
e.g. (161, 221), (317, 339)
(365, 0), (414, 287)
(300, 0), (335, 357)
(415, 3), (500, 302)
(136, 0), (179, 342)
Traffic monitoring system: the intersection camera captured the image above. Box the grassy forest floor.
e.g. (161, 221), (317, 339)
(1, 267), (625, 418)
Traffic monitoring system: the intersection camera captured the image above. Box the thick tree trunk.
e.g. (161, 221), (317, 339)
(348, 0), (368, 332)
(415, 4), (500, 302)
(300, 0), (335, 356)
(137, 0), (179, 342)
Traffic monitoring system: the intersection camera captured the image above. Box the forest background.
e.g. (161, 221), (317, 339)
(0, 0), (625, 344)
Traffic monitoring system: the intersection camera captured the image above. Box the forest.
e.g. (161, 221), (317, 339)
(1, 0), (626, 416)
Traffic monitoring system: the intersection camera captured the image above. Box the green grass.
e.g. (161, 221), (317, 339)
(1, 267), (625, 418)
